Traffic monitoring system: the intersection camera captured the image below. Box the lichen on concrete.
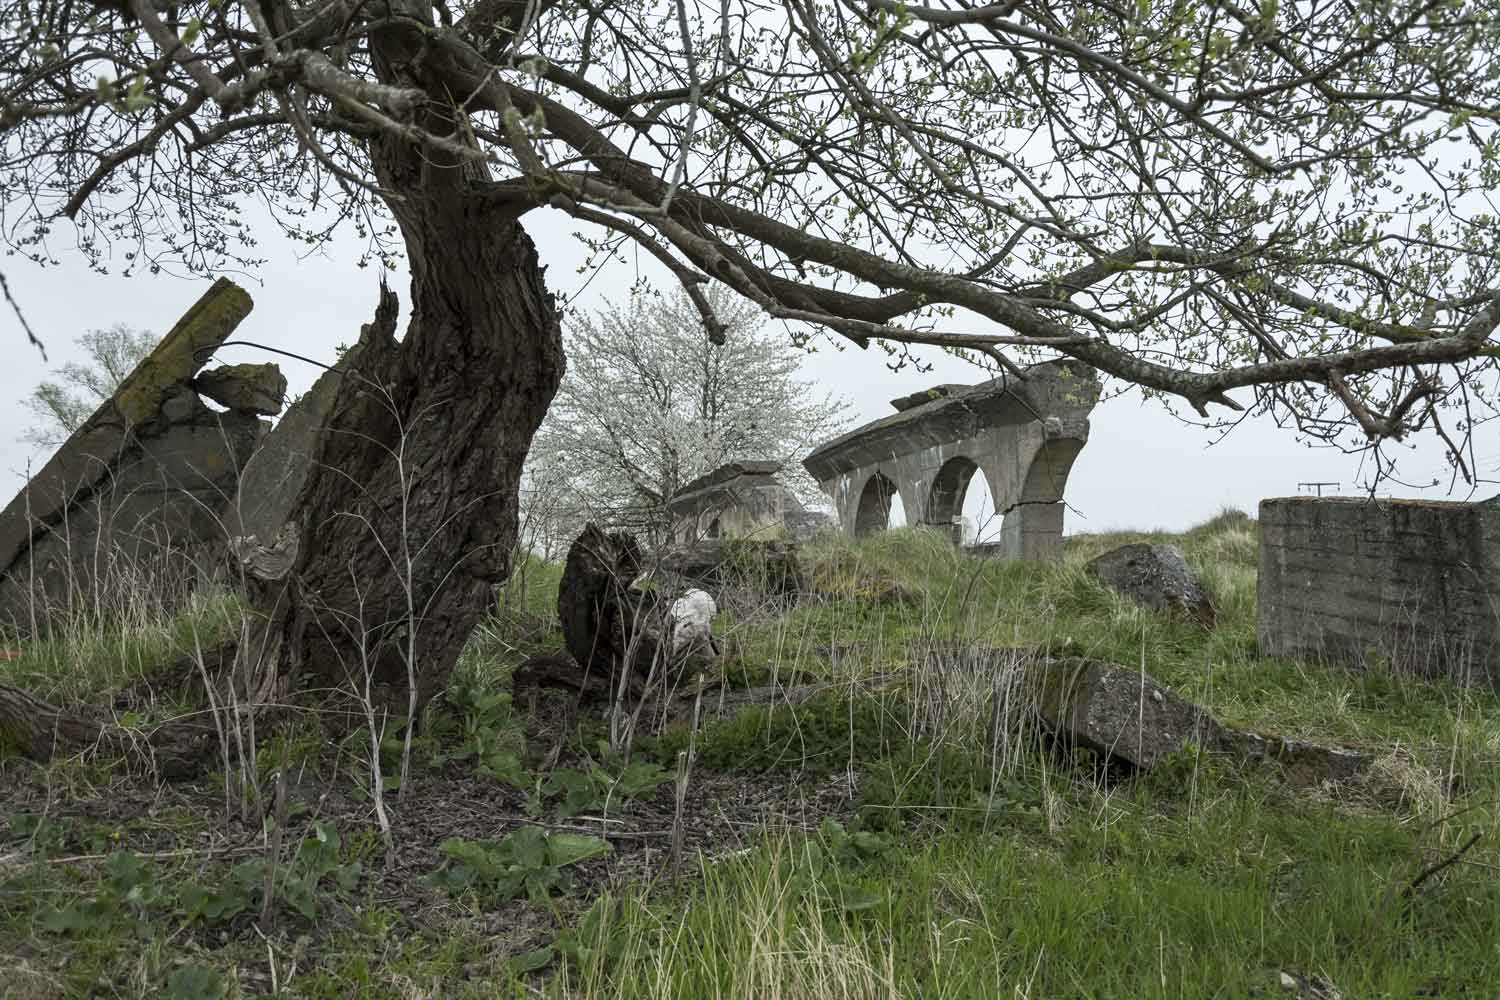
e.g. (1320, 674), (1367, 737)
(0, 279), (275, 630)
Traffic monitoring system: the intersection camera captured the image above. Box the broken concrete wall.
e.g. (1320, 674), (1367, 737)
(1257, 496), (1500, 686)
(801, 361), (1099, 561)
(220, 333), (377, 549)
(0, 279), (285, 631)
(666, 461), (830, 545)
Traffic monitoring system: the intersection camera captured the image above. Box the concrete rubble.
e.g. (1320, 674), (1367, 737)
(1086, 542), (1217, 629)
(657, 538), (806, 599)
(912, 641), (1380, 788)
(192, 362), (287, 416)
(0, 279), (282, 629)
(1032, 655), (1222, 770)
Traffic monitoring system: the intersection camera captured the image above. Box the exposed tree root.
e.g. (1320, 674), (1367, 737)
(0, 681), (216, 779)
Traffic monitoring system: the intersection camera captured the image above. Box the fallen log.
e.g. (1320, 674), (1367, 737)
(0, 681), (216, 779)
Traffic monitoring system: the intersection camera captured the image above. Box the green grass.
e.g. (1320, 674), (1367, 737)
(566, 511), (1500, 998)
(1, 586), (241, 706)
(558, 799), (1498, 998)
(3, 511), (1499, 998)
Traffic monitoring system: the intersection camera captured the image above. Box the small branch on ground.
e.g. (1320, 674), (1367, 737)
(0, 681), (215, 779)
(1403, 831), (1484, 900)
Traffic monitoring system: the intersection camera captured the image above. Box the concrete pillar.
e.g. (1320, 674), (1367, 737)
(999, 502), (1066, 561)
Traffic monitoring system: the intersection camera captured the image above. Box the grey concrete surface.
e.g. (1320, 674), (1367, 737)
(1257, 496), (1500, 686)
(801, 360), (1100, 561)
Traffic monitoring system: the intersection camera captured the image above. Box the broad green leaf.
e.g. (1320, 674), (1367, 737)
(545, 832), (612, 867)
(505, 826), (550, 869)
(509, 946), (555, 974)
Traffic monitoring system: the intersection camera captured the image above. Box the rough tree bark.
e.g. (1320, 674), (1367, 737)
(543, 523), (665, 699)
(236, 153), (564, 710)
(0, 8), (564, 772)
(231, 20), (564, 713)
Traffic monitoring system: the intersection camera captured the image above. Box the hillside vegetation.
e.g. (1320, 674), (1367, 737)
(2, 511), (1497, 998)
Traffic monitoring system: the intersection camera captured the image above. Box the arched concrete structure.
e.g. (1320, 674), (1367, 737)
(854, 471), (899, 536)
(802, 361), (1100, 561)
(998, 436), (1087, 560)
(927, 456), (981, 543)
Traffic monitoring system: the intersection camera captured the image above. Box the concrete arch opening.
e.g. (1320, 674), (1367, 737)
(963, 471), (1001, 544)
(889, 491), (908, 529)
(803, 361), (1100, 561)
(927, 456), (1003, 544)
(854, 472), (899, 536)
(927, 456), (977, 539)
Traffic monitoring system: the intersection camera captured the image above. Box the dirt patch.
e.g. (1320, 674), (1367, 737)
(0, 699), (862, 978)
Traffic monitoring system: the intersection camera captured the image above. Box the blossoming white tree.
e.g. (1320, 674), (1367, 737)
(528, 286), (847, 542)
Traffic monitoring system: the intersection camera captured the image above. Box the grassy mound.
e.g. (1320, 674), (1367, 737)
(3, 511), (1497, 998)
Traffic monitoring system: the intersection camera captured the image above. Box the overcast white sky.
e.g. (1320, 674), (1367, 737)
(3, 206), (1496, 536)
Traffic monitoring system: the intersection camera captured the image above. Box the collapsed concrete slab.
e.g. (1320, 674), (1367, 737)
(0, 279), (276, 630)
(1032, 655), (1223, 770)
(801, 360), (1100, 561)
(911, 641), (1380, 786)
(1257, 497), (1500, 686)
(192, 362), (286, 416)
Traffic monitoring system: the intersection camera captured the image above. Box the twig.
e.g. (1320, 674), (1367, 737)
(669, 672), (706, 874)
(1402, 831), (1484, 898)
(475, 812), (672, 840)
(1, 270), (45, 359)
(43, 843), (264, 865)
(530, 822), (671, 841)
(259, 740), (290, 930)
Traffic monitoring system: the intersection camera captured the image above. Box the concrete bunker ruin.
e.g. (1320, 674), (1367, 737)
(802, 361), (1100, 561)
(1258, 496), (1500, 687)
(666, 461), (830, 546)
(0, 280), (285, 630)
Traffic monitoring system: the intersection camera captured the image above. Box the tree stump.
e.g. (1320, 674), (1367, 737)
(553, 523), (666, 699)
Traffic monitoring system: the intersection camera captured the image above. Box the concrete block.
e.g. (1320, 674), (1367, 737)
(1257, 497), (1499, 686)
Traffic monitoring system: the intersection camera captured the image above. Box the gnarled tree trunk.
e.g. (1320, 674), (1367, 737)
(0, 11), (566, 772)
(236, 77), (565, 712)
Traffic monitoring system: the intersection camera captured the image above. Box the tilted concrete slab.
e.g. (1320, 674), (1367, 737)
(802, 360), (1099, 561)
(0, 279), (265, 628)
(666, 461), (828, 544)
(221, 313), (397, 548)
(673, 460), (783, 502)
